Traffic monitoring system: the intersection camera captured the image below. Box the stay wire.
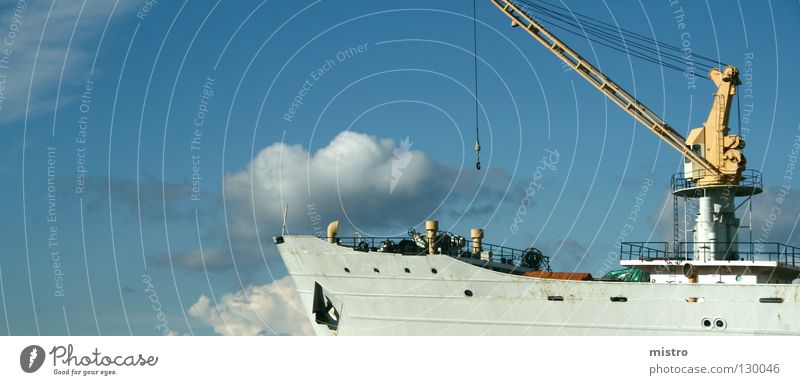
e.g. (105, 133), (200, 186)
(526, 0), (721, 68)
(515, 1), (712, 78)
(520, 2), (715, 74)
(522, 7), (708, 78)
(520, 0), (724, 68)
(533, 12), (709, 75)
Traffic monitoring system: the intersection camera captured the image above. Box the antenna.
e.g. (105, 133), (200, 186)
(282, 204), (288, 235)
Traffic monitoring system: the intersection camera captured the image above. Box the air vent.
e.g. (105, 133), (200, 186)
(610, 296), (628, 302)
(547, 295), (564, 301)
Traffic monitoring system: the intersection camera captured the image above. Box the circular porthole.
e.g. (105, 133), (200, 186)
(464, 290), (473, 297)
(344, 268), (350, 274)
(373, 268), (380, 273)
(701, 318), (713, 330)
(714, 318), (727, 330)
(431, 268), (438, 275)
(404, 268), (411, 273)
(735, 275), (743, 282)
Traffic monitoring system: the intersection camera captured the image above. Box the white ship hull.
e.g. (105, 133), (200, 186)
(276, 235), (800, 336)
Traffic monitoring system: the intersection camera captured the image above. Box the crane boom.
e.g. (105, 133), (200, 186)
(491, 0), (735, 180)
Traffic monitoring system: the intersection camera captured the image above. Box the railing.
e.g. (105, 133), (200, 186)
(671, 169), (763, 192)
(326, 236), (411, 252)
(676, 242), (799, 268)
(620, 242), (671, 261)
(324, 236), (551, 271)
(462, 239), (528, 265)
(621, 241), (800, 269)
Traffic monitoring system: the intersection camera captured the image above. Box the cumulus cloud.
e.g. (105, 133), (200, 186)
(188, 276), (313, 336)
(169, 131), (510, 270)
(225, 130), (459, 231)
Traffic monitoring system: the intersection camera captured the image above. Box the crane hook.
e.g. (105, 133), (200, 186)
(475, 140), (481, 170)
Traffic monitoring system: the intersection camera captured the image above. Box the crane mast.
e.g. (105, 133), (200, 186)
(491, 0), (760, 262)
(490, 0), (746, 186)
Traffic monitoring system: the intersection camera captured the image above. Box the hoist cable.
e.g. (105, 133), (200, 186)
(473, 0), (482, 170)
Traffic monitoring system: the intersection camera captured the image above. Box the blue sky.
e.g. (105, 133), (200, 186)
(1, 0), (799, 336)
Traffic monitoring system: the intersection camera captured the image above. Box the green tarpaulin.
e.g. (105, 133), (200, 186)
(602, 267), (651, 282)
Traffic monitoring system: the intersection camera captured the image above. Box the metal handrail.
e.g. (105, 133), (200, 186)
(323, 236), (551, 270)
(619, 242), (671, 260)
(326, 236), (418, 253)
(676, 242), (799, 267)
(621, 241), (799, 268)
(671, 169), (763, 192)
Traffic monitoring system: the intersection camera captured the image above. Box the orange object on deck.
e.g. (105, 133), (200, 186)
(523, 271), (593, 281)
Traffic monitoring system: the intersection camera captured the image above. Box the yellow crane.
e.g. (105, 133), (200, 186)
(490, 0), (745, 187)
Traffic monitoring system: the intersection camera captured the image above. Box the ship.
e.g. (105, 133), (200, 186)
(275, 0), (800, 335)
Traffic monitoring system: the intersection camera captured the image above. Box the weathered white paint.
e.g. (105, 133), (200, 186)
(277, 235), (800, 336)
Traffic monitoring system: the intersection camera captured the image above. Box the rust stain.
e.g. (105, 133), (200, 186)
(523, 271), (593, 281)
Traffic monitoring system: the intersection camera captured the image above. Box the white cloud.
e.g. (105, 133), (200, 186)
(188, 276), (313, 336)
(168, 131), (510, 270)
(0, 0), (136, 121)
(224, 130), (457, 232)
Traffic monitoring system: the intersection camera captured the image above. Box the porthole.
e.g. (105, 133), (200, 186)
(431, 268), (438, 274)
(464, 290), (473, 297)
(714, 318), (727, 330)
(344, 267), (350, 274)
(701, 318), (713, 330)
(404, 268), (411, 273)
(610, 296), (628, 302)
(373, 268), (380, 273)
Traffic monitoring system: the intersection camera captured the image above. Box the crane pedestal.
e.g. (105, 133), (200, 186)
(671, 170), (763, 262)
